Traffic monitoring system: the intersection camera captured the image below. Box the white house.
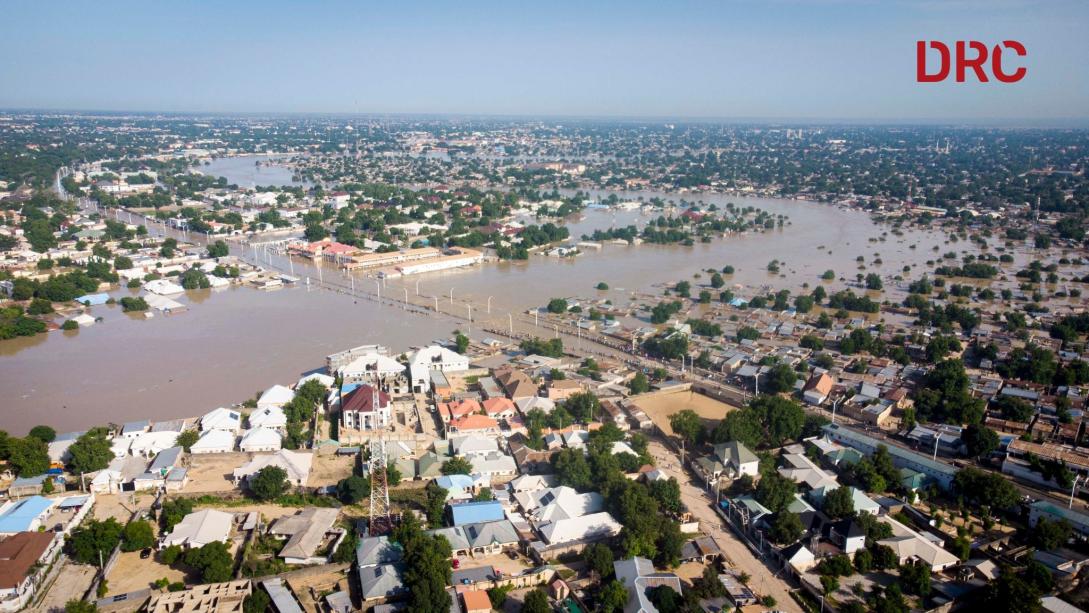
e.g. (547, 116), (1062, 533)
(538, 512), (622, 545)
(408, 345), (469, 393)
(248, 406), (287, 431)
(257, 384), (295, 409)
(233, 450), (313, 486)
(190, 429), (237, 454)
(130, 431), (182, 458)
(239, 428), (282, 453)
(200, 408), (242, 433)
(160, 509), (234, 549)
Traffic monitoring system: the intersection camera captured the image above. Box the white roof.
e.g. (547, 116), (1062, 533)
(233, 450), (312, 485)
(161, 509), (233, 548)
(239, 428), (283, 450)
(339, 353), (404, 378)
(297, 373), (335, 388)
(611, 441), (638, 456)
(538, 511), (622, 545)
(144, 279), (185, 295)
(450, 435), (500, 457)
(201, 407), (241, 431)
(515, 396), (556, 414)
(470, 452), (517, 475)
(72, 313), (96, 326)
(130, 431), (181, 457)
(518, 486), (604, 522)
(508, 474), (559, 493)
(877, 515), (959, 570)
(191, 429), (236, 452)
(408, 345), (469, 381)
(258, 384), (295, 408)
(248, 406), (287, 429)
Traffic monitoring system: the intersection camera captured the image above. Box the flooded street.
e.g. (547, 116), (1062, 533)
(1, 191), (1002, 434)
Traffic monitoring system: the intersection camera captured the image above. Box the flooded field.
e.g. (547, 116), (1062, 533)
(2, 192), (1034, 434)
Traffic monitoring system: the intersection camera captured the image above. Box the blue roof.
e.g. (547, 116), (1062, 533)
(436, 475), (474, 492)
(76, 293), (110, 306)
(57, 495), (90, 508)
(0, 496), (54, 533)
(450, 501), (504, 526)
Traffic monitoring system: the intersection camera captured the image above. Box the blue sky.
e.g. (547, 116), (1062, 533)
(2, 0), (1087, 122)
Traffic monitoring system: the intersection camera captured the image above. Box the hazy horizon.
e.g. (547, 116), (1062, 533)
(3, 0), (1088, 122)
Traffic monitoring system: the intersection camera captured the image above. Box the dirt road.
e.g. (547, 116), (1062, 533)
(647, 439), (801, 613)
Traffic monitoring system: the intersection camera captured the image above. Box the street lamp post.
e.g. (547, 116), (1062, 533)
(1071, 475), (1084, 509)
(831, 397), (841, 425)
(375, 280), (380, 299)
(933, 433), (942, 462)
(415, 279), (421, 296)
(487, 296), (493, 314)
(508, 313), (513, 336)
(449, 288), (454, 305)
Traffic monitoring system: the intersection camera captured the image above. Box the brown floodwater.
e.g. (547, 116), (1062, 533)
(0, 192), (1036, 434)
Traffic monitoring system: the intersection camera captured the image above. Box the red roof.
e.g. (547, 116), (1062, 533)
(342, 385), (390, 414)
(440, 399), (481, 421)
(0, 532), (54, 589)
(449, 414), (498, 432)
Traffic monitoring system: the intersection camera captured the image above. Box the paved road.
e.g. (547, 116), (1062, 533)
(646, 439), (801, 613)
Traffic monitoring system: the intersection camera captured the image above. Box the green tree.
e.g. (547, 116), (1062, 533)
(175, 430), (199, 452)
(184, 541), (235, 583)
(65, 601), (98, 613)
(565, 391), (600, 423)
(961, 423), (1000, 458)
(628, 372), (650, 394)
(67, 429), (114, 474)
(242, 589), (270, 613)
(553, 448), (593, 490)
(669, 409), (703, 447)
(180, 267), (211, 290)
(247, 465), (289, 501)
(453, 330), (469, 354)
(584, 542), (615, 580)
(768, 511), (804, 544)
(8, 437), (50, 476)
(440, 456), (473, 476)
(396, 514), (453, 613)
(121, 520), (155, 552)
(522, 589), (551, 613)
(337, 475), (370, 504)
(981, 570), (1042, 613)
(1031, 518), (1072, 550)
(424, 481), (447, 528)
(547, 298), (568, 314)
(822, 486), (855, 519)
(27, 425), (56, 443)
(207, 240), (230, 258)
(160, 498), (194, 531)
(67, 518), (123, 566)
(598, 580), (630, 613)
(900, 559), (931, 596)
(762, 364), (798, 394)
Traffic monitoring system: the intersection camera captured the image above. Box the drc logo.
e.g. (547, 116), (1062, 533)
(916, 41), (1027, 83)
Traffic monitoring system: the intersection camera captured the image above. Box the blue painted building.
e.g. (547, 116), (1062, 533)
(449, 501), (504, 526)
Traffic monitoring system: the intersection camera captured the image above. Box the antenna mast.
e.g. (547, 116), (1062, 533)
(369, 437), (392, 535)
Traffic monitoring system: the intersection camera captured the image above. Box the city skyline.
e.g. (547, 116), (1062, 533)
(3, 0), (1088, 122)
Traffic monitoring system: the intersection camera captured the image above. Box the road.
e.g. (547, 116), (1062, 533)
(646, 438), (802, 613)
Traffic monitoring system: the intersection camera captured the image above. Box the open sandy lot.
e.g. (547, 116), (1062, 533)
(105, 550), (187, 596)
(184, 452), (252, 493)
(631, 390), (739, 436)
(310, 453), (355, 488)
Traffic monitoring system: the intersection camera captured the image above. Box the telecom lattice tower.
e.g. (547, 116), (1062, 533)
(368, 437), (393, 536)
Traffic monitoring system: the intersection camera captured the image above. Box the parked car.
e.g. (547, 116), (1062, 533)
(140, 548), (152, 559)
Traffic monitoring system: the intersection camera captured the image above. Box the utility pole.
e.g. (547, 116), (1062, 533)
(933, 433), (942, 462)
(1071, 475), (1083, 509)
(831, 397), (840, 425)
